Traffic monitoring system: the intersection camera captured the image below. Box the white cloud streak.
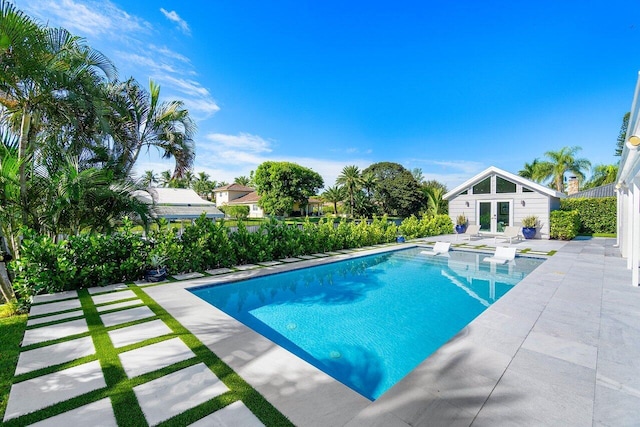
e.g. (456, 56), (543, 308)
(159, 8), (191, 35)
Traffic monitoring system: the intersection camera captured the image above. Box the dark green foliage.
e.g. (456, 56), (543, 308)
(219, 205), (250, 219)
(253, 161), (324, 215)
(362, 162), (426, 217)
(615, 112), (630, 157)
(550, 210), (581, 240)
(11, 213), (453, 297)
(560, 197), (616, 234)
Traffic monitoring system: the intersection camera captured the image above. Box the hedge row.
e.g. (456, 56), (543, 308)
(550, 210), (581, 240)
(11, 214), (453, 298)
(560, 197), (616, 234)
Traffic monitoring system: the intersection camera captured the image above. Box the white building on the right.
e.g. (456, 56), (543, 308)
(616, 72), (640, 287)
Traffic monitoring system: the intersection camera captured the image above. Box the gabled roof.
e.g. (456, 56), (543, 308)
(212, 183), (255, 193)
(443, 166), (566, 200)
(133, 188), (223, 219)
(227, 191), (260, 205)
(567, 183), (616, 198)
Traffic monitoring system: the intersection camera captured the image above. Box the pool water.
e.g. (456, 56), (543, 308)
(190, 247), (544, 400)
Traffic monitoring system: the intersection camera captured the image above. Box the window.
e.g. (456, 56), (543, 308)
(496, 176), (516, 193)
(522, 186), (534, 193)
(252, 204), (259, 211)
(472, 177), (491, 194)
(458, 189), (468, 195)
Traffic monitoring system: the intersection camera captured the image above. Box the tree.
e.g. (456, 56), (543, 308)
(536, 146), (591, 193)
(583, 164), (619, 189)
(615, 112), (630, 157)
(234, 176), (251, 186)
(108, 78), (196, 179)
(362, 162), (426, 217)
(141, 170), (158, 188)
(411, 168), (425, 184)
(193, 171), (215, 199)
(421, 180), (448, 216)
(159, 170), (173, 187)
(518, 159), (544, 182)
(336, 165), (362, 217)
(322, 185), (346, 216)
(253, 161), (324, 216)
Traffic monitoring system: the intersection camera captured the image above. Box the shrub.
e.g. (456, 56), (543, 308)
(220, 205), (250, 220)
(560, 197), (615, 234)
(550, 210), (580, 240)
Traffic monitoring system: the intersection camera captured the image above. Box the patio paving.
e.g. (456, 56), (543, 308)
(5, 236), (640, 426)
(95, 299), (143, 313)
(92, 290), (137, 305)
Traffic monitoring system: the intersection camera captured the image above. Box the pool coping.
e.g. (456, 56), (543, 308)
(142, 237), (640, 426)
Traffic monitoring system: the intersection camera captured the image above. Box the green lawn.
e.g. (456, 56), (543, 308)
(0, 313), (27, 421)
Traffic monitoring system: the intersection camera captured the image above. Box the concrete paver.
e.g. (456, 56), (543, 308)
(22, 318), (89, 346)
(87, 284), (128, 294)
(188, 401), (265, 427)
(233, 264), (259, 271)
(133, 363), (228, 426)
(119, 337), (195, 378)
(31, 291), (78, 304)
(92, 290), (137, 305)
(100, 306), (155, 328)
(27, 310), (84, 327)
(15, 336), (95, 375)
(29, 299), (82, 317)
(28, 398), (116, 427)
(3, 361), (106, 421)
(95, 299), (143, 313)
(206, 268), (234, 275)
(108, 319), (172, 348)
(172, 272), (205, 280)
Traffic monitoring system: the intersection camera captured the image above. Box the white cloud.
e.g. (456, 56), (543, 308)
(115, 51), (177, 73)
(148, 44), (191, 64)
(159, 8), (191, 35)
(156, 74), (210, 97)
(204, 133), (273, 154)
(21, 0), (151, 37)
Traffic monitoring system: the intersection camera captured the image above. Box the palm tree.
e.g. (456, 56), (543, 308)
(336, 165), (362, 217)
(536, 146), (591, 193)
(234, 176), (251, 186)
(193, 171), (214, 199)
(109, 79), (196, 179)
(423, 186), (445, 216)
(322, 185), (346, 216)
(141, 170), (158, 188)
(518, 159), (544, 182)
(159, 170), (172, 187)
(0, 1), (116, 195)
(583, 164), (618, 189)
(360, 171), (378, 198)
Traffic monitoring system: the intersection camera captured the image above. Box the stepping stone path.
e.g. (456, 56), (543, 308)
(205, 267), (234, 275)
(3, 286), (266, 426)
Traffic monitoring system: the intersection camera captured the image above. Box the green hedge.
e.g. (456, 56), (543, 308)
(11, 214), (453, 299)
(550, 210), (581, 240)
(560, 197), (615, 234)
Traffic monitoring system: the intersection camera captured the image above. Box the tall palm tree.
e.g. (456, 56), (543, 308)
(0, 2), (116, 194)
(518, 159), (544, 182)
(141, 170), (158, 188)
(193, 171), (214, 199)
(322, 185), (346, 216)
(159, 170), (172, 187)
(234, 176), (251, 186)
(583, 164), (618, 189)
(360, 171), (378, 198)
(537, 146), (591, 193)
(109, 79), (196, 179)
(336, 165), (362, 217)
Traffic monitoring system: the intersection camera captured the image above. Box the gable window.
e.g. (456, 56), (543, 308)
(458, 189), (468, 196)
(496, 176), (516, 193)
(522, 186), (534, 193)
(472, 177), (491, 194)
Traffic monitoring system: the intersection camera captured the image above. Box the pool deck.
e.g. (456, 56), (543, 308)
(144, 235), (640, 426)
(6, 236), (640, 425)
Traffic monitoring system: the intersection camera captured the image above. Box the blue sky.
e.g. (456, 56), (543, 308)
(16, 0), (640, 189)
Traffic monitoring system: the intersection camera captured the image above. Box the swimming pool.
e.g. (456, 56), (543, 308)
(190, 247), (544, 400)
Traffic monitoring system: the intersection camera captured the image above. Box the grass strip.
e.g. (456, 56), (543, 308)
(0, 314), (27, 421)
(130, 286), (294, 427)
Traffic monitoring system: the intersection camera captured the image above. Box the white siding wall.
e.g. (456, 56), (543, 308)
(448, 174), (556, 239)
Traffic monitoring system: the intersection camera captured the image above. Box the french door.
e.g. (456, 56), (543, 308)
(478, 200), (512, 233)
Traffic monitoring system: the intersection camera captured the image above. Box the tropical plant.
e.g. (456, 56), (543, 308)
(362, 162), (426, 217)
(583, 164), (618, 189)
(456, 214), (467, 226)
(234, 176), (251, 186)
(141, 170), (158, 187)
(536, 146), (591, 193)
(518, 159), (544, 182)
(322, 185), (346, 216)
(336, 165), (362, 217)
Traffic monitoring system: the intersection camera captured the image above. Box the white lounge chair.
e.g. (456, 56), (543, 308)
(456, 224), (481, 241)
(494, 226), (521, 244)
(483, 247), (517, 264)
(420, 242), (451, 256)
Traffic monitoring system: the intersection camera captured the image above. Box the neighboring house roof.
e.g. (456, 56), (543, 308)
(134, 188), (224, 219)
(227, 191), (260, 205)
(567, 183), (616, 198)
(443, 166), (566, 200)
(212, 183), (255, 193)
